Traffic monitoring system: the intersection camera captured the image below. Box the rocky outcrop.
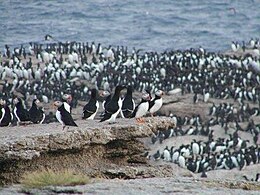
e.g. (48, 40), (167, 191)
(0, 117), (175, 185)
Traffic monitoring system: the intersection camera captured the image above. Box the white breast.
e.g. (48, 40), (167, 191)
(63, 102), (71, 113)
(13, 107), (20, 122)
(55, 110), (63, 125)
(149, 98), (163, 114)
(0, 108), (5, 123)
(135, 102), (149, 118)
(88, 101), (99, 120)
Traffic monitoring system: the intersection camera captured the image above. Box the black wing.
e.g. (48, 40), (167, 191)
(60, 107), (77, 126)
(18, 108), (31, 121)
(106, 99), (119, 114)
(148, 99), (155, 110)
(83, 99), (97, 119)
(100, 111), (113, 122)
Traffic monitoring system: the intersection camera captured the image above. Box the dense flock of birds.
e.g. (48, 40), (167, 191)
(0, 38), (260, 103)
(147, 104), (260, 180)
(0, 37), (260, 180)
(0, 84), (164, 128)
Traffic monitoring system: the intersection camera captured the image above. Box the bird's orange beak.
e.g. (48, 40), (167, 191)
(99, 90), (104, 97)
(52, 102), (57, 109)
(67, 95), (72, 103)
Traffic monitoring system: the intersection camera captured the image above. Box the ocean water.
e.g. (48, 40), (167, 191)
(0, 0), (260, 52)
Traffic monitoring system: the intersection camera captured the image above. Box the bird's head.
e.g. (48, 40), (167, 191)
(142, 92), (151, 101)
(33, 99), (42, 107)
(62, 94), (72, 103)
(53, 101), (63, 108)
(13, 97), (21, 105)
(0, 99), (6, 106)
(155, 90), (165, 97)
(99, 90), (110, 97)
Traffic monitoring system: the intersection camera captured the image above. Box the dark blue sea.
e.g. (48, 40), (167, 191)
(1, 0), (260, 52)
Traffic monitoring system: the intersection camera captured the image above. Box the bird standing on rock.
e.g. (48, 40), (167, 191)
(148, 90), (164, 116)
(100, 85), (125, 123)
(54, 101), (77, 130)
(0, 101), (4, 123)
(29, 99), (45, 124)
(100, 90), (111, 110)
(62, 94), (73, 113)
(56, 94), (72, 127)
(131, 92), (150, 123)
(201, 168), (207, 178)
(120, 86), (135, 118)
(0, 99), (13, 126)
(99, 90), (111, 117)
(153, 150), (161, 161)
(13, 97), (31, 125)
(82, 89), (99, 120)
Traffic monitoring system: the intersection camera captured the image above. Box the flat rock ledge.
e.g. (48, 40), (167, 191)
(0, 117), (175, 185)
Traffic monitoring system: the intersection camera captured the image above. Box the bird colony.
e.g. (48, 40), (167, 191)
(0, 39), (260, 180)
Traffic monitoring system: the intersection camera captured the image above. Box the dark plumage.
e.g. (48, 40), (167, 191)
(0, 99), (13, 126)
(54, 101), (77, 129)
(158, 131), (165, 144)
(151, 132), (158, 144)
(193, 93), (198, 104)
(0, 104), (3, 121)
(201, 168), (207, 178)
(13, 97), (30, 124)
(148, 90), (164, 116)
(62, 94), (72, 113)
(82, 89), (99, 120)
(0, 100), (12, 127)
(120, 86), (135, 118)
(131, 92), (150, 123)
(44, 112), (57, 124)
(243, 173), (260, 182)
(100, 90), (111, 111)
(45, 34), (53, 41)
(153, 150), (161, 160)
(29, 99), (45, 124)
(100, 85), (125, 123)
